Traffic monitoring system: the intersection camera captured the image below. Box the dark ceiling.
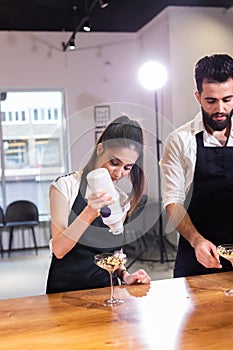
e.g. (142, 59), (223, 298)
(0, 0), (232, 33)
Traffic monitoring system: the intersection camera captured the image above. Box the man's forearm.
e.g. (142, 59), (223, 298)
(166, 203), (205, 248)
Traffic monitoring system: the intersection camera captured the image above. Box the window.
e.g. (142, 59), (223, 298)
(4, 139), (28, 168)
(1, 111), (6, 122)
(0, 90), (67, 215)
(35, 138), (61, 167)
(33, 109), (38, 121)
(31, 107), (61, 123)
(2, 110), (28, 123)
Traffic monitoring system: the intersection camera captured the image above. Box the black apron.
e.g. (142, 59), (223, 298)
(174, 131), (233, 277)
(46, 170), (124, 293)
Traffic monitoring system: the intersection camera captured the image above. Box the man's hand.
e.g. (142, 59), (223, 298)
(193, 238), (222, 269)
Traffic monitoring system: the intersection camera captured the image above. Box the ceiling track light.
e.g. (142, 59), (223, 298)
(62, 33), (76, 51)
(83, 0), (91, 32)
(83, 17), (91, 32)
(62, 0), (105, 52)
(99, 0), (109, 8)
(62, 5), (78, 51)
(68, 37), (76, 50)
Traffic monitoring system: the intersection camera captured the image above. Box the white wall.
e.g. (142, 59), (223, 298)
(134, 6), (232, 200)
(137, 6), (233, 129)
(0, 6), (233, 202)
(137, 8), (171, 126)
(168, 6), (233, 127)
(0, 30), (146, 170)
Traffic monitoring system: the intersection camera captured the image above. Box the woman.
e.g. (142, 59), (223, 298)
(46, 115), (151, 293)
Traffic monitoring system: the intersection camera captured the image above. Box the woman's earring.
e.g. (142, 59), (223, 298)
(97, 143), (103, 156)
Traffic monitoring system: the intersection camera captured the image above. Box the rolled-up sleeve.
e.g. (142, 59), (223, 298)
(49, 171), (82, 209)
(160, 129), (196, 209)
(159, 111), (233, 209)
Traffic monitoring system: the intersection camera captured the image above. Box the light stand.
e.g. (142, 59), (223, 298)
(137, 61), (175, 264)
(154, 91), (166, 263)
(0, 92), (7, 210)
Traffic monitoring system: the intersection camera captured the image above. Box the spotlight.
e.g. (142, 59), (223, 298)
(68, 37), (76, 50)
(83, 18), (91, 32)
(62, 34), (76, 51)
(61, 5), (78, 51)
(99, 0), (109, 8)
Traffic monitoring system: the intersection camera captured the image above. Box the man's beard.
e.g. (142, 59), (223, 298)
(202, 107), (233, 131)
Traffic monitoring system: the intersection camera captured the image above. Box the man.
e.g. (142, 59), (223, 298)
(160, 54), (233, 277)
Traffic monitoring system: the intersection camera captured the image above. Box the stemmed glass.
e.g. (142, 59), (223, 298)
(94, 250), (127, 306)
(217, 244), (233, 296)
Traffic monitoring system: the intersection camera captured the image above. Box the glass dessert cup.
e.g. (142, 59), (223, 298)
(217, 244), (233, 296)
(94, 250), (127, 306)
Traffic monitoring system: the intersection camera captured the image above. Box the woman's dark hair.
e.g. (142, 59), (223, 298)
(194, 54), (233, 93)
(83, 115), (145, 215)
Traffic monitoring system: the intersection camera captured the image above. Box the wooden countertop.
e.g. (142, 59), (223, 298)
(0, 271), (233, 349)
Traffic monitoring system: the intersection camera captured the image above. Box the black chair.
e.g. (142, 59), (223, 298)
(5, 200), (39, 257)
(0, 206), (5, 258)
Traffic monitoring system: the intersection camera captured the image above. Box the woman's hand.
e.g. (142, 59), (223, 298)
(87, 191), (114, 211)
(123, 269), (151, 285)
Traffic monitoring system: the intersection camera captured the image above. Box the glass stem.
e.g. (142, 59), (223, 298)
(109, 272), (115, 301)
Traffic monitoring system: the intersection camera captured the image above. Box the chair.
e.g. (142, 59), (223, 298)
(5, 200), (39, 257)
(0, 206), (5, 258)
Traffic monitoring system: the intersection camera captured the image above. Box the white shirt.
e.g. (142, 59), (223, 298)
(51, 171), (83, 210)
(160, 113), (233, 209)
(50, 170), (130, 212)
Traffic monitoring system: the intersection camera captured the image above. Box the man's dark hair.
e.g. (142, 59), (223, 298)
(194, 54), (233, 93)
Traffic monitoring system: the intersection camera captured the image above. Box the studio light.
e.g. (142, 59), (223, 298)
(99, 0), (109, 8)
(138, 61), (167, 91)
(139, 60), (171, 264)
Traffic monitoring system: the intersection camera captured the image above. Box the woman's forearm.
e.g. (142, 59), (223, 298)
(51, 206), (99, 258)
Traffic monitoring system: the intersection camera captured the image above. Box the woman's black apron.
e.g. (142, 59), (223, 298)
(174, 131), (233, 277)
(46, 171), (124, 293)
